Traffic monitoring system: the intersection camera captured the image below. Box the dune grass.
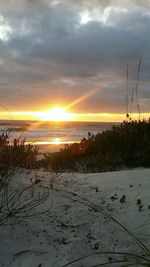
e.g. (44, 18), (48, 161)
(60, 192), (150, 267)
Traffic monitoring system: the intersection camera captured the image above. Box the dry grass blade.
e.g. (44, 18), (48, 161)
(59, 189), (150, 267)
(135, 58), (142, 120)
(66, 192), (150, 255)
(61, 251), (150, 267)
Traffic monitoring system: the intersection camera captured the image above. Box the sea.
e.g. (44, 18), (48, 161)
(0, 120), (119, 153)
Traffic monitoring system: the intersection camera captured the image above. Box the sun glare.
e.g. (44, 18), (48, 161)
(40, 107), (75, 121)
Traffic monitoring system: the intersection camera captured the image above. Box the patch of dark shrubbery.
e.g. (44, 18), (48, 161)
(0, 132), (38, 174)
(41, 120), (150, 172)
(0, 133), (50, 224)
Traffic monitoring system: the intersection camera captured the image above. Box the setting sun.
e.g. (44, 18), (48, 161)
(39, 107), (75, 121)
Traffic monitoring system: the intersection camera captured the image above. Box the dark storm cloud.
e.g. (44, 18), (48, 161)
(0, 0), (150, 113)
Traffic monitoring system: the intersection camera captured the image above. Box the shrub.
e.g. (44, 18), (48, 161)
(0, 132), (50, 225)
(41, 119), (150, 172)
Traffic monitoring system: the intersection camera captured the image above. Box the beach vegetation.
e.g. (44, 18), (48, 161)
(0, 132), (50, 225)
(41, 119), (150, 172)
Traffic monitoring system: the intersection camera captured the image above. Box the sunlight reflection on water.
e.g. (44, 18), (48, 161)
(0, 121), (116, 152)
(25, 138), (80, 146)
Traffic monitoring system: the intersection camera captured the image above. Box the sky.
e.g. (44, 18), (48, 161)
(0, 0), (150, 121)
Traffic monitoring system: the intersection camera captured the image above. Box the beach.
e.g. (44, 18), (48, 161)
(0, 1), (149, 266)
(0, 168), (149, 267)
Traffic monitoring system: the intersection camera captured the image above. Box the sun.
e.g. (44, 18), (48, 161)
(40, 107), (75, 121)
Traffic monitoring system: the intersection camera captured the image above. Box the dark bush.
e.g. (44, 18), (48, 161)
(0, 132), (38, 176)
(0, 133), (50, 225)
(41, 119), (150, 172)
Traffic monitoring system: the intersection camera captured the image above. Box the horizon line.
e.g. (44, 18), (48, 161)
(0, 111), (150, 122)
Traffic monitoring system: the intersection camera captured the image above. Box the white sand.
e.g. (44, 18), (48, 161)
(0, 169), (150, 267)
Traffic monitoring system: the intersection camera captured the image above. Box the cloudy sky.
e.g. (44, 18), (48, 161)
(0, 0), (150, 120)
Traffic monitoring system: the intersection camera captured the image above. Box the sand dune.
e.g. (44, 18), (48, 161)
(0, 169), (150, 267)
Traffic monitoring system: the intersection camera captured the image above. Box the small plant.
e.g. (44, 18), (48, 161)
(110, 195), (118, 201)
(137, 198), (142, 205)
(94, 242), (99, 250)
(95, 186), (99, 193)
(120, 195), (126, 203)
(136, 199), (144, 211)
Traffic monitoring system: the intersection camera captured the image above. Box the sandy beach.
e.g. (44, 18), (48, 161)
(0, 168), (150, 267)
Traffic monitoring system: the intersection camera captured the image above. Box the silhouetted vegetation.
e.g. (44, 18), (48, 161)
(0, 132), (38, 173)
(0, 133), (50, 225)
(41, 120), (150, 172)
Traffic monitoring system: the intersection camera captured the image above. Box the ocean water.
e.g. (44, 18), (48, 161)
(0, 121), (118, 152)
